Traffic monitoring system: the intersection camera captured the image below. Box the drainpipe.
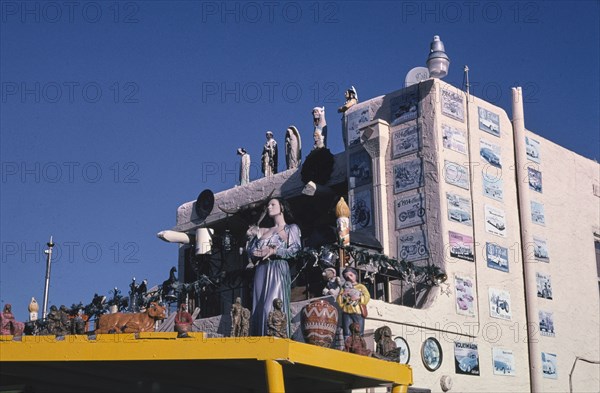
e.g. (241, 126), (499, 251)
(512, 86), (541, 392)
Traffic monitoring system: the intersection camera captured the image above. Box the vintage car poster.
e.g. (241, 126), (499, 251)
(539, 310), (555, 337)
(398, 230), (429, 262)
(489, 288), (512, 320)
(391, 123), (419, 158)
(531, 201), (545, 226)
(485, 205), (507, 237)
(446, 192), (472, 226)
(395, 193), (425, 229)
(454, 341), (479, 376)
(492, 348), (516, 376)
(442, 123), (467, 155)
(480, 138), (502, 168)
(393, 158), (423, 194)
(525, 136), (541, 163)
(528, 167), (543, 193)
(542, 352), (558, 379)
(536, 272), (553, 300)
(441, 89), (464, 121)
(454, 275), (476, 316)
(533, 236), (549, 262)
(349, 149), (372, 189)
(483, 173), (504, 201)
(478, 106), (500, 137)
(444, 160), (470, 190)
(486, 242), (509, 273)
(449, 231), (474, 262)
(346, 104), (373, 147)
(351, 188), (373, 229)
(390, 91), (418, 126)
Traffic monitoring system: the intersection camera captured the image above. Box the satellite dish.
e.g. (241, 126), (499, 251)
(195, 189), (214, 222)
(405, 67), (430, 87)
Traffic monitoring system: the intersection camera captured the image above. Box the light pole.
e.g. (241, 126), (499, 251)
(42, 236), (55, 319)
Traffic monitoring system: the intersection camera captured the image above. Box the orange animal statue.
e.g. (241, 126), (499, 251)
(95, 302), (166, 334)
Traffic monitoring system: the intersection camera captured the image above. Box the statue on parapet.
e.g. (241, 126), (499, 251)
(237, 148), (251, 185)
(312, 107), (327, 148)
(285, 126), (302, 170)
(338, 86), (358, 113)
(261, 131), (278, 177)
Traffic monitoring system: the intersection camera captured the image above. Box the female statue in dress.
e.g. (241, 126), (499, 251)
(246, 197), (301, 337)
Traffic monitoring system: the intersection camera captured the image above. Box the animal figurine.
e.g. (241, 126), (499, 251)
(322, 268), (343, 297)
(95, 302), (166, 334)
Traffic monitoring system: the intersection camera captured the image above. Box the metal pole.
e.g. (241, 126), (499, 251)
(265, 360), (285, 393)
(42, 236), (55, 319)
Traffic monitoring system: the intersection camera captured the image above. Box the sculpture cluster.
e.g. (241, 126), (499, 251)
(236, 86), (358, 186)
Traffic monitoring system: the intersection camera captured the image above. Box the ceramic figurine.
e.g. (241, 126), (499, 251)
(174, 303), (193, 337)
(337, 267), (370, 340)
(28, 297), (39, 322)
(0, 304), (24, 336)
(284, 126), (302, 170)
(344, 322), (371, 356)
(237, 148), (251, 185)
(261, 131), (278, 177)
(322, 267), (343, 297)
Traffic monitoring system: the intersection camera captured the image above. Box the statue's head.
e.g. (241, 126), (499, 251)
(147, 302), (167, 320)
(266, 131), (274, 140)
(312, 107), (325, 125)
(322, 268), (336, 280)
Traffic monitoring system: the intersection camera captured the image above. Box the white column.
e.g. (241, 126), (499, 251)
(359, 119), (391, 255)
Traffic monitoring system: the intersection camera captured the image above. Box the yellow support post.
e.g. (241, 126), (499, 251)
(391, 384), (408, 393)
(265, 359), (285, 393)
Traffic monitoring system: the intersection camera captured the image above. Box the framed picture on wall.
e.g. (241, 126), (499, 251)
(394, 336), (411, 364)
(422, 337), (443, 371)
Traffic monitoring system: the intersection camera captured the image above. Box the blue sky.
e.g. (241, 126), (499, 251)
(1, 1), (598, 321)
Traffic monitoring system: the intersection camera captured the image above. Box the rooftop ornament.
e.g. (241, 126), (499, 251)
(426, 35), (450, 79)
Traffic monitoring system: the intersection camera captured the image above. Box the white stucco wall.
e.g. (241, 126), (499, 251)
(518, 129), (600, 393)
(357, 79), (599, 392)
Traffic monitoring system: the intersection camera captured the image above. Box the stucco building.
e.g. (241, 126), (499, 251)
(171, 78), (599, 392)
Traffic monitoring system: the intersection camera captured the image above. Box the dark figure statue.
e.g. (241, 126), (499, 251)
(373, 325), (401, 361)
(162, 267), (179, 302)
(231, 297), (252, 337)
(266, 298), (288, 338)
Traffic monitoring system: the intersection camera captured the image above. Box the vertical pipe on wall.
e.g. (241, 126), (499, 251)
(512, 86), (540, 392)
